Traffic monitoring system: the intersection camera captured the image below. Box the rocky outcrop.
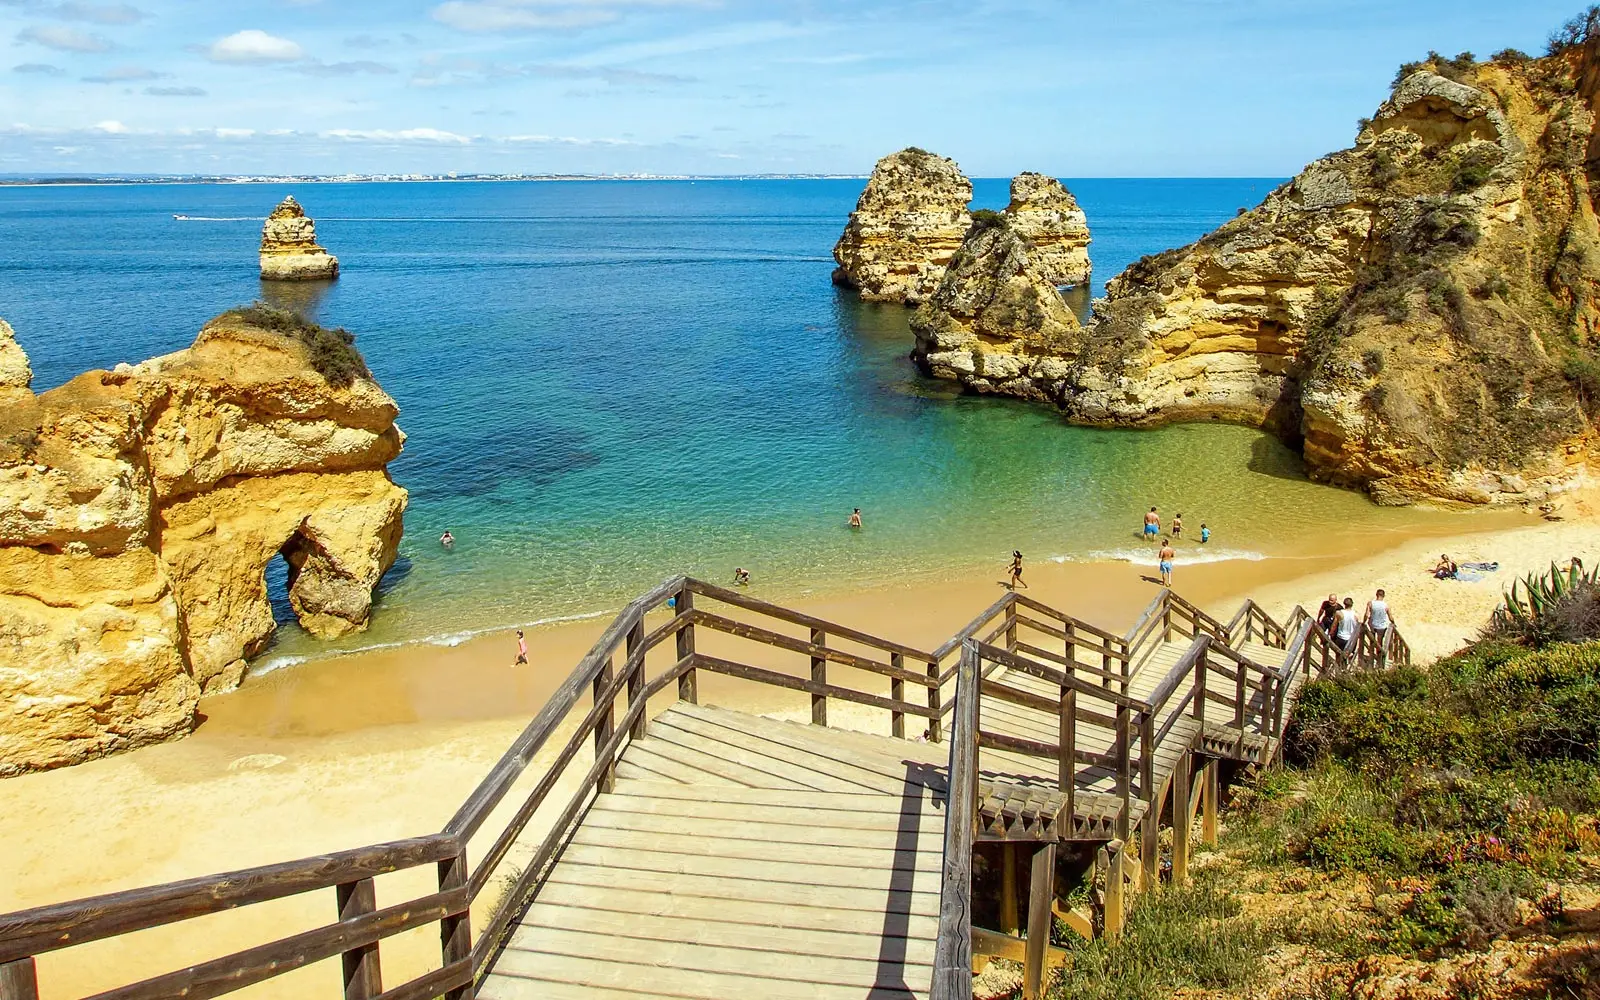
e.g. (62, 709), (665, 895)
(0, 319), (30, 405)
(832, 148), (972, 304)
(911, 214), (1082, 399)
(911, 51), (1600, 505)
(0, 309), (405, 774)
(260, 195), (339, 281)
(1005, 173), (1092, 286)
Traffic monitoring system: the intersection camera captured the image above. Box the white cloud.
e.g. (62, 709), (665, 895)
(12, 62), (66, 74)
(17, 24), (112, 51)
(213, 127), (254, 138)
(204, 29), (304, 64)
(297, 59), (395, 76)
(505, 133), (636, 146)
(430, 3), (617, 32)
(321, 127), (474, 143)
(93, 119), (128, 132)
(146, 85), (205, 96)
(82, 64), (161, 82)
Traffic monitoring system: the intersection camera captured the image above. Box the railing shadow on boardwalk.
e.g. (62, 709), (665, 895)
(0, 577), (1410, 1000)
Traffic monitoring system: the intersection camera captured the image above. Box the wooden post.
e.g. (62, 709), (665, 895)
(810, 626), (827, 726)
(1000, 844), (1020, 934)
(1115, 703), (1132, 841)
(0, 959), (38, 1000)
(1119, 640), (1131, 698)
(1233, 659), (1246, 733)
(1201, 761), (1219, 846)
(891, 651), (906, 739)
(1141, 808), (1160, 889)
(1059, 688), (1076, 823)
(626, 617), (646, 740)
(1172, 752), (1191, 884)
(675, 587), (697, 704)
(1023, 843), (1057, 1000)
(1162, 599), (1172, 642)
(337, 878), (383, 1000)
(927, 658), (943, 743)
(1064, 622), (1077, 675)
(438, 849), (473, 1000)
(1194, 649), (1208, 727)
(594, 655), (616, 793)
(1104, 842), (1126, 940)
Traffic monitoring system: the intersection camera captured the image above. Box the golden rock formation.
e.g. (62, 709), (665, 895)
(831, 148), (973, 304)
(260, 195), (339, 281)
(1005, 172), (1092, 287)
(0, 310), (405, 774)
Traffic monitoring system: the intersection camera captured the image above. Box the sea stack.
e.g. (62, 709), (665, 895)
(832, 148), (972, 305)
(1004, 172), (1091, 287)
(259, 195), (339, 281)
(0, 308), (406, 774)
(911, 212), (1082, 400)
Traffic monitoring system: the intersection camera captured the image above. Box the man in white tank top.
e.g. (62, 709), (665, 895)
(1365, 588), (1392, 664)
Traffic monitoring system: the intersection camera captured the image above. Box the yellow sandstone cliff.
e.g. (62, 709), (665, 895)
(260, 195), (339, 281)
(0, 308), (405, 774)
(897, 48), (1600, 505)
(832, 148), (973, 304)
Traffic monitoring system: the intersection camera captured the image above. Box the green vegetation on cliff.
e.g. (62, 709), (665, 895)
(210, 302), (370, 388)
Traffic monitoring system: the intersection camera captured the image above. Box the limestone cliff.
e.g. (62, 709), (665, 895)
(911, 213), (1083, 400)
(1005, 173), (1092, 286)
(260, 195), (339, 281)
(912, 47), (1600, 505)
(832, 148), (973, 304)
(0, 307), (405, 774)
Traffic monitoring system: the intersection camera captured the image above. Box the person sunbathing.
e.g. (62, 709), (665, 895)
(1433, 554), (1458, 580)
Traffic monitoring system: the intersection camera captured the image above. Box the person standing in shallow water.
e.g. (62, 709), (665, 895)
(512, 629), (527, 667)
(848, 508), (862, 529)
(1172, 513), (1184, 539)
(1008, 551), (1028, 590)
(1144, 507), (1161, 542)
(1158, 538), (1176, 586)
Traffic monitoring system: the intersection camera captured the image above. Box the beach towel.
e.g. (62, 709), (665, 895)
(1461, 561), (1499, 572)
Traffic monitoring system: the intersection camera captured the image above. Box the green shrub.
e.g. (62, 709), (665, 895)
(1372, 148), (1402, 188)
(1562, 350), (1600, 412)
(1451, 149), (1498, 193)
(213, 301), (370, 388)
(1548, 6), (1600, 55)
(1491, 48), (1531, 64)
(1436, 51), (1478, 84)
(968, 208), (1007, 234)
(1484, 561), (1600, 649)
(1301, 813), (1418, 873)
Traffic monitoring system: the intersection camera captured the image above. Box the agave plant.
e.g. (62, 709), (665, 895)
(1488, 560), (1600, 646)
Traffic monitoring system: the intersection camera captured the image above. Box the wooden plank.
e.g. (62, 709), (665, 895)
(601, 780), (939, 815)
(77, 887), (466, 1000)
(567, 826), (942, 873)
(0, 959), (37, 1000)
(482, 953), (923, 1000)
(542, 861), (941, 916)
(528, 881), (944, 937)
(1024, 843), (1057, 1000)
(582, 808), (943, 849)
(630, 730), (807, 789)
(0, 835), (459, 965)
(551, 843), (947, 893)
(932, 643), (978, 1000)
(497, 928), (933, 986)
(677, 585), (698, 704)
(337, 879), (382, 1000)
(616, 745), (743, 787)
(510, 904), (937, 965)
(687, 578), (935, 662)
(690, 611), (934, 688)
(645, 714), (894, 794)
(372, 962), (471, 1000)
(694, 654), (937, 719)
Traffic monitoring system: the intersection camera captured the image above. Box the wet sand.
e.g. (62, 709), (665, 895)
(4, 496), (1594, 998)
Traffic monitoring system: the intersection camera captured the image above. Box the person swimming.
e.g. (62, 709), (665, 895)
(440, 530), (454, 549)
(848, 508), (862, 529)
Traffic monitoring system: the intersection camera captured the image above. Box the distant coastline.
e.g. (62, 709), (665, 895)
(0, 172), (871, 187)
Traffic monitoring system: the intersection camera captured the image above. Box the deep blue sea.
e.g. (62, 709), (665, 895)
(0, 178), (1447, 667)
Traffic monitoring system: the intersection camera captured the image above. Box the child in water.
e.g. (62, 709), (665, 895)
(1199, 523), (1210, 544)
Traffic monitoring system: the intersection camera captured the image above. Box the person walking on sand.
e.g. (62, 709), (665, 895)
(512, 629), (527, 667)
(1172, 513), (1184, 539)
(848, 508), (862, 529)
(1365, 589), (1393, 664)
(1008, 551), (1028, 590)
(1143, 507), (1161, 542)
(1158, 538), (1176, 586)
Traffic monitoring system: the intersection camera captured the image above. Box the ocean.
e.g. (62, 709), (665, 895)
(0, 177), (1452, 668)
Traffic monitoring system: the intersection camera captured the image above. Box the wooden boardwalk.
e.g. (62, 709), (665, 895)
(0, 580), (1408, 1000)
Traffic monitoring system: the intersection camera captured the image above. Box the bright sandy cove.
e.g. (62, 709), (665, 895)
(3, 495), (1597, 998)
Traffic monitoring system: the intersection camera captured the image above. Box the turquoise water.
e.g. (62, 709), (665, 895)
(0, 178), (1444, 666)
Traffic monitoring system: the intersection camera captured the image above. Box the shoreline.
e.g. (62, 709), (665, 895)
(2, 498), (1595, 998)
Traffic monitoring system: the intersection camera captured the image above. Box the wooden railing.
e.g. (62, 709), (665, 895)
(0, 576), (943, 1000)
(931, 640), (980, 1000)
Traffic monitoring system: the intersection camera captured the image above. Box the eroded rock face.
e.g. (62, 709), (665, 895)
(832, 148), (973, 304)
(0, 314), (405, 774)
(913, 55), (1600, 505)
(911, 216), (1082, 401)
(260, 195), (339, 281)
(1005, 173), (1092, 286)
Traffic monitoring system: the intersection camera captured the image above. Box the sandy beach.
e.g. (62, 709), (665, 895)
(3, 492), (1595, 997)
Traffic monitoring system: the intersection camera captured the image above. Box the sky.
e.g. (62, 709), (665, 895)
(0, 0), (1584, 177)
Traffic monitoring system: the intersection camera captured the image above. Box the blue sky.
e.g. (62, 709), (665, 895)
(0, 0), (1581, 176)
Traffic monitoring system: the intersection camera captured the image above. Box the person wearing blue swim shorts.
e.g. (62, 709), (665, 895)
(1158, 538), (1175, 586)
(1143, 506), (1161, 541)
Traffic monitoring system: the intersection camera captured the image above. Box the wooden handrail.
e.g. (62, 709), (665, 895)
(1122, 591), (1167, 646)
(1011, 593), (1123, 646)
(972, 642), (1152, 713)
(1141, 635), (1212, 720)
(933, 593), (1015, 664)
(931, 642), (979, 1000)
